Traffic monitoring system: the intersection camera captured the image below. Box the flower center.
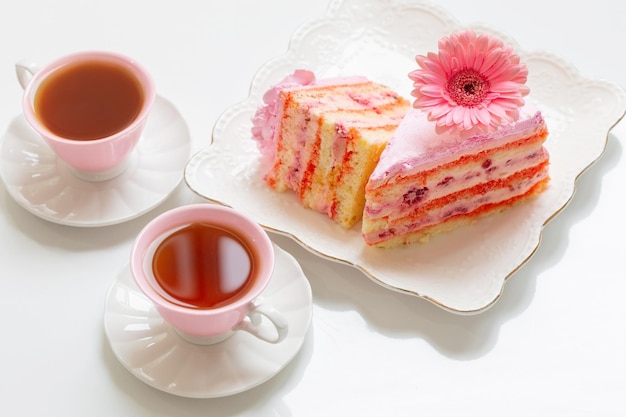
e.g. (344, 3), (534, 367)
(447, 69), (490, 107)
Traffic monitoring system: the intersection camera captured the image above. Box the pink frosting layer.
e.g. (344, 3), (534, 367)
(251, 70), (315, 160)
(364, 146), (549, 220)
(369, 103), (546, 185)
(251, 70), (368, 160)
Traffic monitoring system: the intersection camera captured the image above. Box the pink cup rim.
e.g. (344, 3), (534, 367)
(22, 50), (156, 145)
(129, 204), (275, 316)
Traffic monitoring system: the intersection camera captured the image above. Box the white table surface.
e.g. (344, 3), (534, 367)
(1, 0), (625, 416)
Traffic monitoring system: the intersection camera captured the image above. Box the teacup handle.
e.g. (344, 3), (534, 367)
(16, 59), (41, 89)
(235, 300), (289, 344)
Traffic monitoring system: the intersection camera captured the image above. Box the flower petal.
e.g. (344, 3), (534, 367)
(410, 29), (528, 132)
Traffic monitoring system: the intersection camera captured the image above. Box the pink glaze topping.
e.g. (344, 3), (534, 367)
(251, 70), (315, 160)
(369, 103), (545, 184)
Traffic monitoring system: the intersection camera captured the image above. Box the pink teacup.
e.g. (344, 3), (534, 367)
(16, 51), (156, 181)
(129, 204), (288, 345)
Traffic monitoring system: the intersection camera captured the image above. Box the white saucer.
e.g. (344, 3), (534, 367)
(0, 95), (191, 227)
(103, 243), (313, 398)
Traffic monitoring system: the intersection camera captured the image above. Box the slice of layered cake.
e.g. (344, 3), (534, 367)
(362, 30), (550, 247)
(362, 105), (549, 247)
(252, 70), (410, 228)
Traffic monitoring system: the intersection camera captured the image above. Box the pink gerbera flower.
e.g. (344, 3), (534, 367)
(409, 30), (529, 133)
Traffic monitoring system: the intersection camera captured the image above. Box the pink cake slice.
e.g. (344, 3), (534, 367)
(362, 104), (549, 247)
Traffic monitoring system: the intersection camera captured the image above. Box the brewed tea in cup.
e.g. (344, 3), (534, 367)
(17, 51), (156, 181)
(130, 204), (288, 345)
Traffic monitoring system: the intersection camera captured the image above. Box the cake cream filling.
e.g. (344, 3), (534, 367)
(286, 98), (408, 220)
(265, 84), (405, 194)
(364, 166), (549, 244)
(365, 146), (549, 220)
(306, 118), (385, 216)
(254, 74), (371, 190)
(252, 70), (366, 161)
